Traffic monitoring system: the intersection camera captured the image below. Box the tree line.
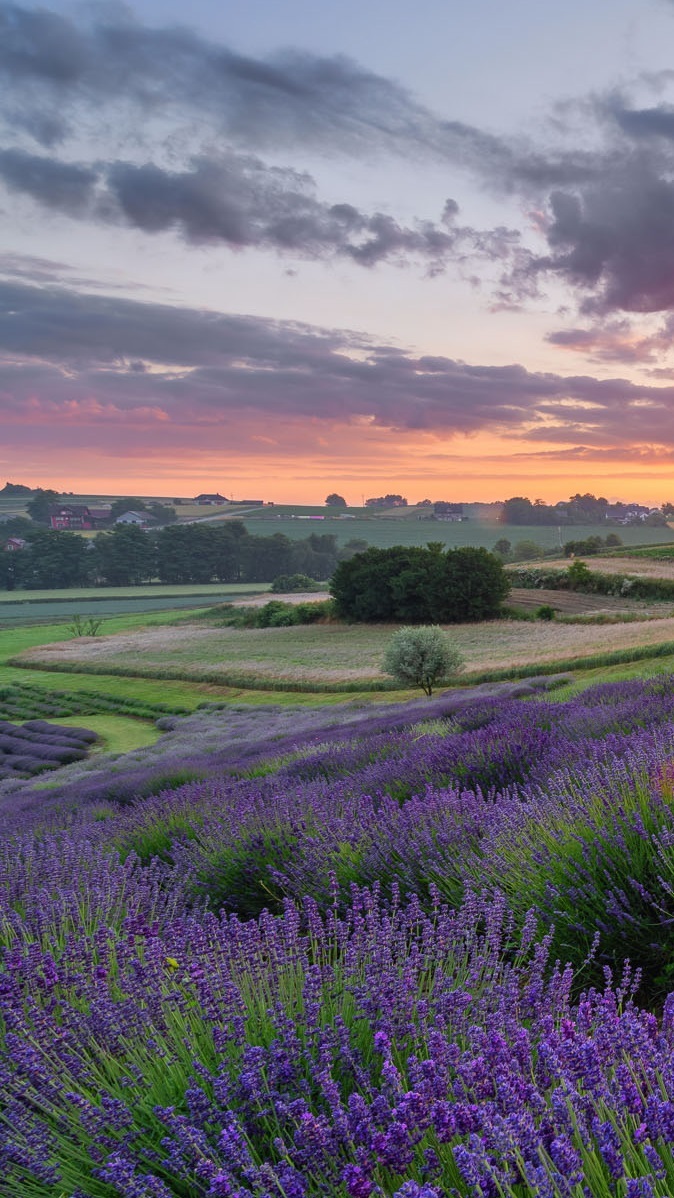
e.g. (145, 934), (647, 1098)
(0, 523), (344, 590)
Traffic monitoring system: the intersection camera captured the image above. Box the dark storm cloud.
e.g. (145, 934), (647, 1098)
(4, 280), (674, 448)
(7, 4), (674, 317)
(0, 145), (510, 269)
(522, 161), (674, 315)
(0, 2), (598, 183)
(0, 2), (457, 156)
(0, 146), (96, 212)
(104, 155), (465, 265)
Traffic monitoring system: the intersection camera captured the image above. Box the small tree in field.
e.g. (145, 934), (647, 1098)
(383, 626), (464, 697)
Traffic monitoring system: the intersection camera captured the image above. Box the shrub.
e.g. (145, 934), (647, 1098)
(254, 600), (298, 627)
(67, 614), (103, 637)
(534, 604), (557, 620)
(271, 573), (319, 592)
(512, 539), (544, 561)
(382, 626), (464, 696)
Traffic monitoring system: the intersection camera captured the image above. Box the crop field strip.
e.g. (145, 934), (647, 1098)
(18, 613), (674, 684)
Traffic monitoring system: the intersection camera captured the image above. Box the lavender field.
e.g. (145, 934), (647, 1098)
(7, 678), (674, 1195)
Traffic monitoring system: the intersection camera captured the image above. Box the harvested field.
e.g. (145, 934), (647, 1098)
(508, 587), (674, 617)
(538, 555), (674, 579)
(16, 615), (674, 684)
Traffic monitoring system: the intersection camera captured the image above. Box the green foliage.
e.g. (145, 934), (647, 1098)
(108, 497), (148, 521)
(270, 573), (319, 593)
(382, 626), (464, 696)
(512, 539), (544, 561)
(492, 538), (512, 558)
(215, 599), (335, 629)
(488, 768), (674, 999)
(324, 492), (347, 507)
(511, 561), (674, 601)
(93, 523), (156, 585)
(255, 600), (300, 628)
(0, 680), (192, 723)
(330, 544), (510, 623)
(534, 604), (557, 620)
(67, 614), (103, 637)
(25, 488), (60, 524)
(337, 537), (370, 561)
(365, 493), (407, 508)
(190, 827), (293, 918)
(15, 528), (93, 589)
(564, 535), (606, 556)
(566, 559), (593, 589)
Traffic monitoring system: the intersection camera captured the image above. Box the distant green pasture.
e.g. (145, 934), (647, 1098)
(240, 515), (674, 551)
(0, 583), (269, 603)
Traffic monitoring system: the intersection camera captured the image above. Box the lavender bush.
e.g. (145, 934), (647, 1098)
(0, 718), (96, 780)
(6, 676), (674, 1192)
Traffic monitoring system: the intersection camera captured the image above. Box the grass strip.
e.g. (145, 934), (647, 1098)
(10, 637), (674, 692)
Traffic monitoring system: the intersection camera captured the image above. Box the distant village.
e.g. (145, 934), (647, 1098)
(0, 484), (671, 540)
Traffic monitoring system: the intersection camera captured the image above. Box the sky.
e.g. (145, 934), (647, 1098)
(5, 2), (674, 504)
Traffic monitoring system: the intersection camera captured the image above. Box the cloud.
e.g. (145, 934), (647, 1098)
(4, 280), (674, 453)
(7, 4), (674, 318)
(0, 144), (514, 270)
(545, 319), (674, 365)
(0, 145), (96, 212)
(0, 2), (459, 157)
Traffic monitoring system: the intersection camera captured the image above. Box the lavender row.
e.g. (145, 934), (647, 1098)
(4, 886), (674, 1197)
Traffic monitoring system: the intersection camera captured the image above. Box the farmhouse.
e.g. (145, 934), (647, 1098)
(195, 493), (227, 505)
(114, 510), (149, 526)
(434, 502), (464, 521)
(49, 504), (93, 530)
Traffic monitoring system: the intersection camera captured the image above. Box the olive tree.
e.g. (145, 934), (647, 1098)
(382, 626), (464, 697)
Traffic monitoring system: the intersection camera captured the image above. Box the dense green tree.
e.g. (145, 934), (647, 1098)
(242, 534), (293, 583)
(26, 489), (60, 525)
(337, 538), (369, 561)
(364, 494), (407, 508)
(0, 516), (35, 539)
(290, 533), (338, 581)
(563, 536), (605, 557)
(156, 524), (220, 583)
(500, 496), (534, 525)
(108, 498), (148, 521)
(512, 539), (544, 561)
(331, 544), (510, 623)
(212, 522), (249, 582)
(567, 493), (608, 523)
(440, 547), (511, 622)
(146, 502), (177, 525)
(325, 493), (347, 507)
(17, 529), (93, 588)
(93, 524), (156, 585)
